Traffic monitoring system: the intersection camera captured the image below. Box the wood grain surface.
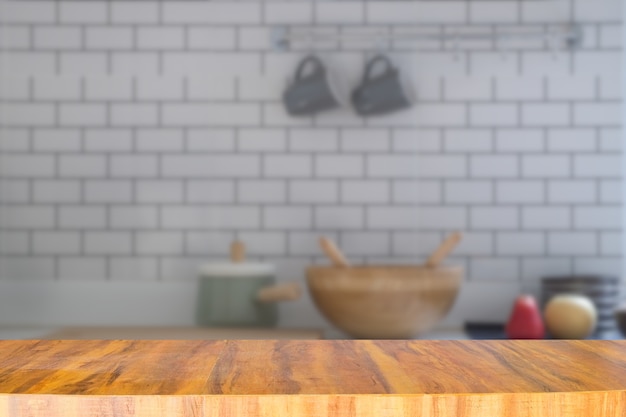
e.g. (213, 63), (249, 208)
(1, 340), (626, 416)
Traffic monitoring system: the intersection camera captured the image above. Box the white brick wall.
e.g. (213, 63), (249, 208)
(548, 232), (598, 255)
(33, 180), (81, 203)
(112, 54), (159, 76)
(59, 207), (107, 229)
(60, 104), (107, 126)
(341, 129), (389, 152)
(264, 155), (311, 178)
(136, 181), (184, 203)
(342, 181), (389, 204)
(86, 77), (133, 101)
(522, 104), (570, 127)
(316, 156), (363, 178)
(188, 28), (236, 51)
(162, 3), (261, 24)
(290, 181), (337, 204)
(548, 181), (596, 203)
(239, 180), (286, 203)
(0, 258), (55, 280)
(110, 156), (158, 178)
(110, 207), (158, 229)
(136, 130), (184, 152)
(574, 0), (622, 22)
(470, 156), (518, 178)
(136, 232), (184, 255)
(161, 206), (260, 229)
(35, 77), (81, 101)
(575, 207), (622, 230)
(0, 180), (29, 203)
(316, 207), (364, 230)
(548, 129), (596, 152)
(367, 2), (467, 24)
(111, 2), (159, 24)
(265, 3), (313, 24)
(264, 207), (312, 230)
(85, 181), (133, 203)
(137, 28), (185, 50)
(59, 258), (107, 280)
(369, 207), (465, 230)
(61, 53), (107, 75)
(33, 129), (81, 152)
(523, 207), (572, 230)
(59, 2), (107, 24)
(163, 155), (260, 177)
(110, 259), (158, 281)
(0, 1), (622, 328)
(3, 2), (56, 23)
(186, 180), (235, 203)
(497, 181), (544, 204)
(0, 77), (29, 100)
(470, 3), (517, 24)
(3, 104), (55, 126)
(86, 28), (133, 50)
(187, 129), (235, 152)
(0, 154), (55, 178)
(340, 232), (390, 256)
(238, 232), (286, 255)
(497, 232), (545, 255)
(59, 155), (107, 178)
(522, 156), (570, 178)
(186, 231), (234, 255)
(471, 207), (518, 230)
(316, 3), (365, 24)
(445, 181), (493, 204)
(496, 78), (543, 101)
(35, 28), (82, 50)
(0, 231), (29, 255)
(445, 130), (492, 153)
(33, 232), (81, 255)
(471, 104), (518, 126)
(85, 232), (133, 255)
(470, 259), (519, 281)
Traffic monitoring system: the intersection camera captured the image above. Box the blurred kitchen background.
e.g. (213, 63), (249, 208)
(0, 0), (623, 337)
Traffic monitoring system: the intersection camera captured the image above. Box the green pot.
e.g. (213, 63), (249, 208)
(195, 262), (278, 328)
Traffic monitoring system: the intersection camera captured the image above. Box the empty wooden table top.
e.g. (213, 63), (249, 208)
(1, 339), (626, 416)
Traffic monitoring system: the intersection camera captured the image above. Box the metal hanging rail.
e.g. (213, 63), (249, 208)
(271, 24), (583, 51)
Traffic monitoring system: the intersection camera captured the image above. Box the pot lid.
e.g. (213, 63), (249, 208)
(199, 262), (275, 277)
(198, 240), (274, 277)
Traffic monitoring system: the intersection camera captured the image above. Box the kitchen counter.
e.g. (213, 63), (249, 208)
(1, 339), (626, 416)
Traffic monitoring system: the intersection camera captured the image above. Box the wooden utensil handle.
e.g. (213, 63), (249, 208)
(230, 240), (246, 263)
(319, 237), (351, 267)
(256, 282), (302, 303)
(425, 232), (462, 268)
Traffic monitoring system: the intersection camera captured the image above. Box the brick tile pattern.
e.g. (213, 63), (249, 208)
(0, 0), (622, 285)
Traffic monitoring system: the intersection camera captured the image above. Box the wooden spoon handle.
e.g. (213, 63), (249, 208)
(319, 237), (351, 267)
(230, 240), (246, 263)
(424, 232), (462, 268)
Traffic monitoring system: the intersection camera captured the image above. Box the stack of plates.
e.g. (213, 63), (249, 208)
(541, 275), (620, 332)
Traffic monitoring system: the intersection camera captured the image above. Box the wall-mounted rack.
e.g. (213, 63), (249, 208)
(271, 23), (583, 51)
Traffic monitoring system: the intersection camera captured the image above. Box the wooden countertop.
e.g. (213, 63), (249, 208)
(1, 340), (625, 416)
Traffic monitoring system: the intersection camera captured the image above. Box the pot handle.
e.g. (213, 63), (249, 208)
(256, 282), (302, 303)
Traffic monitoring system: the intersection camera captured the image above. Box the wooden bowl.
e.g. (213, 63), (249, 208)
(306, 265), (462, 339)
